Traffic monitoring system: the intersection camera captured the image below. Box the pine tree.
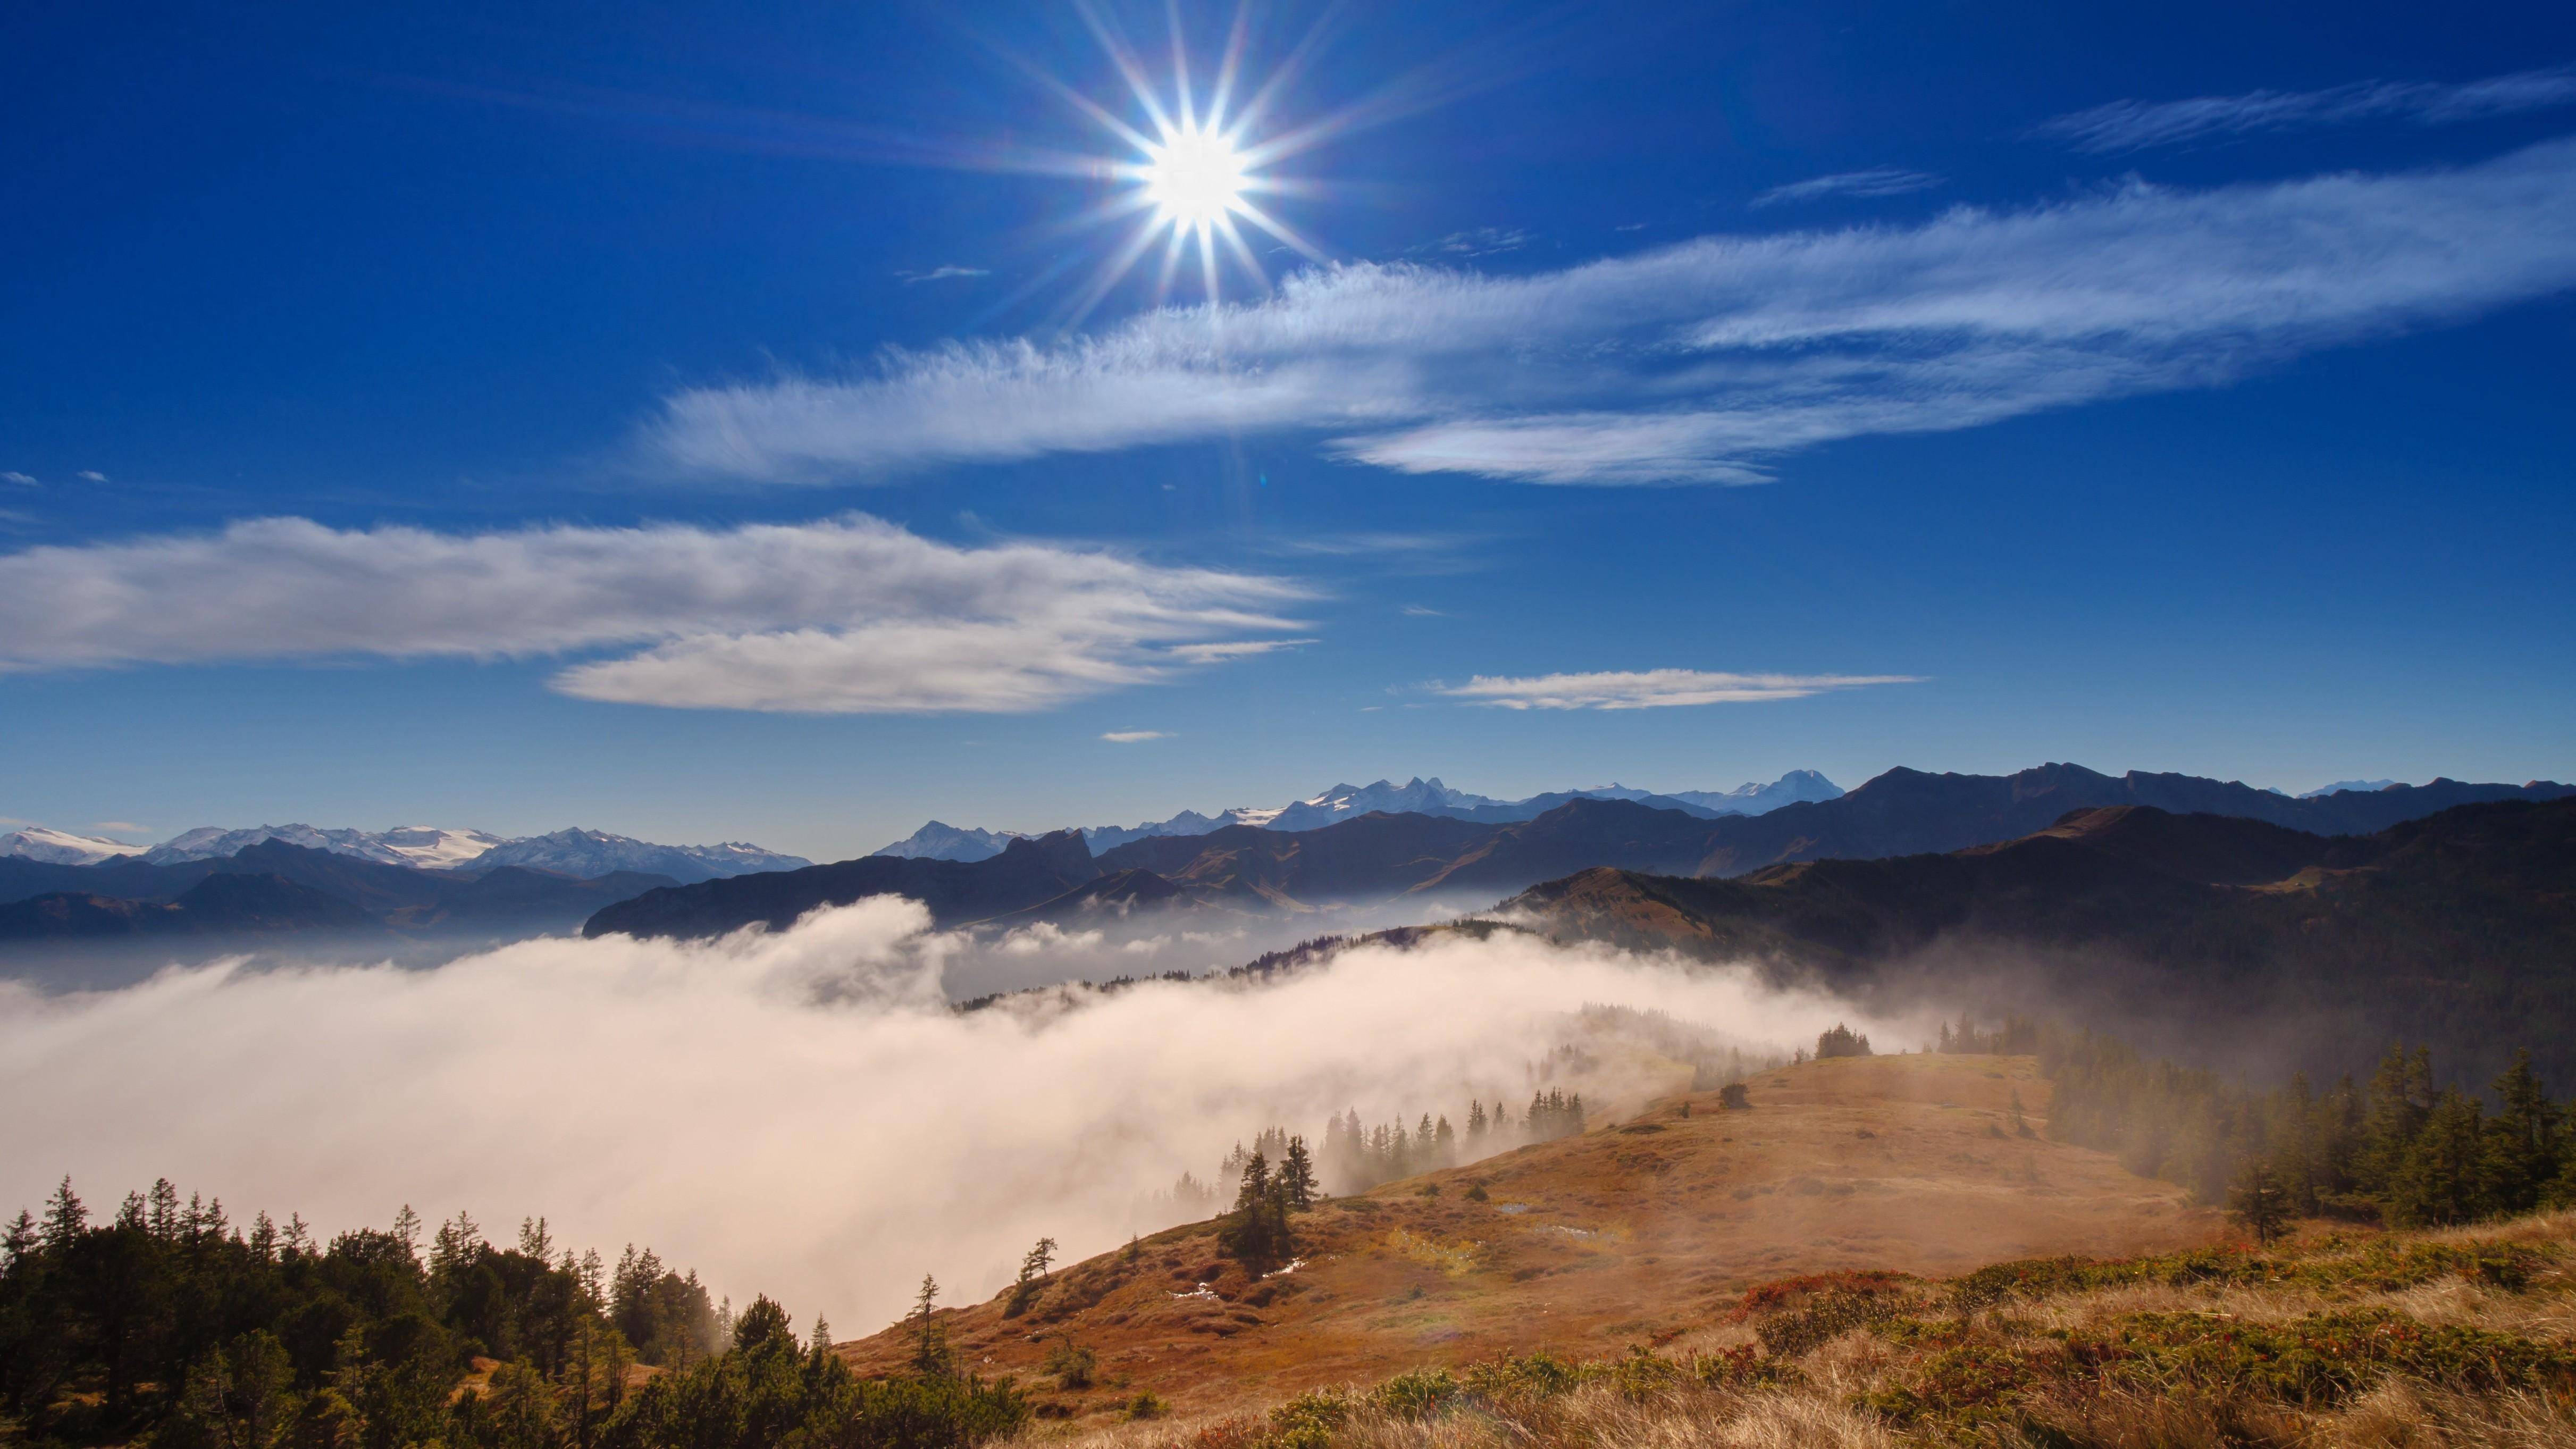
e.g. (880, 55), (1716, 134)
(1219, 1150), (1292, 1267)
(41, 1177), (86, 1251)
(2357, 1045), (2435, 1193)
(1467, 1100), (1488, 1140)
(1280, 1136), (1319, 1209)
(2483, 1048), (2563, 1214)
(2389, 1087), (2488, 1227)
(908, 1275), (953, 1376)
(1006, 1237), (1059, 1317)
(2227, 1160), (2293, 1246)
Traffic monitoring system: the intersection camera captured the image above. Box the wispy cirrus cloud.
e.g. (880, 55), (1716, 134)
(1414, 227), (1531, 258)
(1, 472), (34, 487)
(896, 265), (991, 284)
(1434, 668), (1919, 710)
(1749, 167), (1943, 208)
(1099, 730), (1170, 743)
(1165, 638), (1316, 664)
(2035, 64), (2576, 153)
(0, 516), (1307, 714)
(646, 138), (2576, 487)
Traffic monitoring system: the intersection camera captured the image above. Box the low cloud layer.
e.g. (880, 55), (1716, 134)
(0, 515), (1305, 713)
(2035, 65), (2576, 153)
(1436, 668), (1919, 710)
(0, 901), (1877, 1334)
(648, 138), (2576, 486)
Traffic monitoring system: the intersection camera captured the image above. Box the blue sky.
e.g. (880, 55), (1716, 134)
(4, 0), (2573, 860)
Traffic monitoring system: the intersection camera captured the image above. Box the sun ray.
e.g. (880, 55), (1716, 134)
(1166, 0), (1197, 134)
(1207, 4), (1254, 133)
(1062, 214), (1178, 333)
(1216, 215), (1271, 292)
(1227, 197), (1330, 266)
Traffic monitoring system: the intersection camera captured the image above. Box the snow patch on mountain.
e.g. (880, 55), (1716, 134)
(0, 826), (151, 865)
(123, 822), (804, 880)
(468, 830), (811, 884)
(2300, 779), (2402, 799)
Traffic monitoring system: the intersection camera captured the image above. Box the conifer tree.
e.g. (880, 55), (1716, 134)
(41, 1177), (85, 1251)
(1279, 1137), (1319, 1210)
(908, 1275), (953, 1377)
(2389, 1087), (2488, 1226)
(2358, 1045), (2435, 1192)
(2227, 1160), (2293, 1246)
(2483, 1048), (2564, 1213)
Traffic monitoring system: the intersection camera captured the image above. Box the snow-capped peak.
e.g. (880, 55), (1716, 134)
(0, 825), (151, 866)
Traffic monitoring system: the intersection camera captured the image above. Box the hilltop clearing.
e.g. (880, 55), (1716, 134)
(835, 1053), (2217, 1420)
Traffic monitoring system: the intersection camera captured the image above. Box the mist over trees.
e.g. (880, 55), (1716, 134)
(1929, 1018), (2576, 1228)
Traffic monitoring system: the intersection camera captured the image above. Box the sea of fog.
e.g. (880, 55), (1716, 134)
(0, 900), (1898, 1334)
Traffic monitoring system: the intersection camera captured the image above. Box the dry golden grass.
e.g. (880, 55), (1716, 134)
(840, 1054), (2218, 1422)
(1012, 1212), (2576, 1449)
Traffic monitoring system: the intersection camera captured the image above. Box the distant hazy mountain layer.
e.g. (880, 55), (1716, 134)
(874, 770), (1847, 860)
(3, 822), (808, 882)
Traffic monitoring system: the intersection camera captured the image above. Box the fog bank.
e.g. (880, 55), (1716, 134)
(0, 899), (1891, 1334)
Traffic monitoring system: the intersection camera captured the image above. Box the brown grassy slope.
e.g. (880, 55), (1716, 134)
(836, 1054), (2218, 1421)
(1053, 1212), (2576, 1449)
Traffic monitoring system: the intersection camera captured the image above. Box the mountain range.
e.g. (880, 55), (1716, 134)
(586, 763), (2572, 942)
(0, 821), (809, 881)
(872, 770), (1848, 860)
(1500, 794), (2576, 1085)
(0, 839), (678, 944)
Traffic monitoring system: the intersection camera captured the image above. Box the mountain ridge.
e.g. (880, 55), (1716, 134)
(1, 821), (811, 880)
(873, 770), (1846, 860)
(1500, 795), (2576, 1083)
(583, 764), (2573, 943)
(0, 840), (681, 945)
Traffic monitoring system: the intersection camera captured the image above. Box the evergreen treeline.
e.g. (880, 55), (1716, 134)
(0, 1182), (1023, 1449)
(1912, 1017), (2576, 1229)
(2042, 1033), (2576, 1226)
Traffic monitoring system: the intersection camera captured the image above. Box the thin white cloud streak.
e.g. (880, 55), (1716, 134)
(1100, 730), (1170, 742)
(0, 900), (1878, 1333)
(2035, 65), (2576, 153)
(1750, 167), (1943, 208)
(647, 138), (2576, 487)
(1436, 668), (1920, 710)
(897, 265), (992, 284)
(0, 515), (1306, 714)
(1, 472), (33, 487)
(1165, 636), (1316, 663)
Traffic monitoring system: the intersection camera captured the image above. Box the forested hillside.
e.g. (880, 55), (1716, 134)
(0, 1184), (1022, 1449)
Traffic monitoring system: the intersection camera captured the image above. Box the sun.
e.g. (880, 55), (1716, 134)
(1142, 125), (1249, 230)
(1027, 8), (1338, 320)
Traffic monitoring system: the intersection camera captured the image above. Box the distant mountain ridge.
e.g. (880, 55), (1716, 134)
(0, 839), (679, 945)
(873, 770), (1847, 860)
(3, 820), (809, 882)
(591, 762), (2572, 943)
